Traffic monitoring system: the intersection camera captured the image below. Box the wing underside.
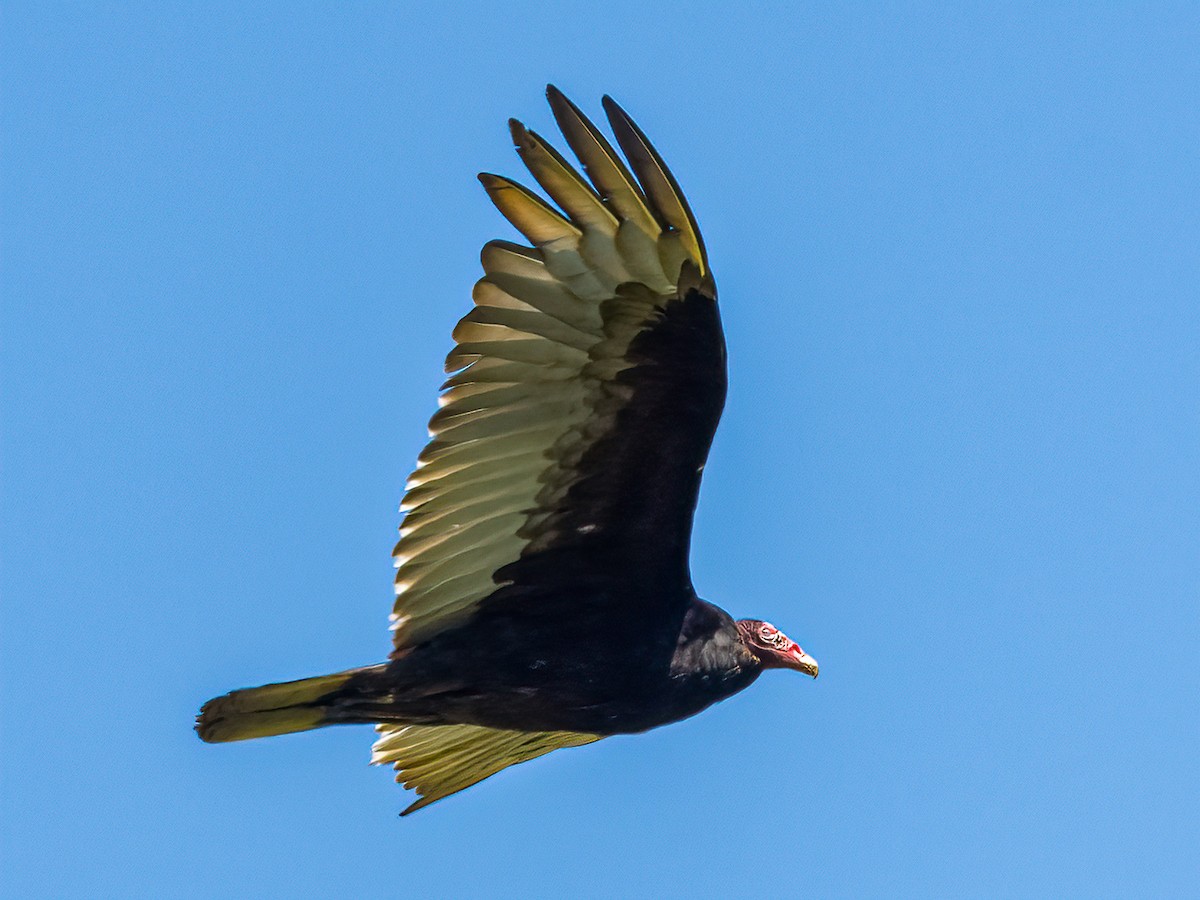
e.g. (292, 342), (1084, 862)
(372, 722), (602, 815)
(389, 88), (725, 652)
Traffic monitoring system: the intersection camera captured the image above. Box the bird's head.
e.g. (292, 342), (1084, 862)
(736, 619), (819, 678)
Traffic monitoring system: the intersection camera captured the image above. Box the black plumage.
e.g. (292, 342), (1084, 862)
(197, 88), (818, 815)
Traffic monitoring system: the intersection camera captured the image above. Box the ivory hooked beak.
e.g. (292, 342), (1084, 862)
(786, 646), (819, 679)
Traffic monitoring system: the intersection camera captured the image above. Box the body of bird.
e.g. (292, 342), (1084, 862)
(197, 87), (818, 815)
(325, 599), (760, 736)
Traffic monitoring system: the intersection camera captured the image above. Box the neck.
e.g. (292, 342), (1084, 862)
(671, 599), (760, 677)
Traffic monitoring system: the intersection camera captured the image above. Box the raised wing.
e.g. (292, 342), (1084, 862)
(391, 88), (725, 650)
(372, 723), (602, 815)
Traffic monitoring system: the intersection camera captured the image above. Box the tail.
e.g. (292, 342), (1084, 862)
(196, 666), (382, 743)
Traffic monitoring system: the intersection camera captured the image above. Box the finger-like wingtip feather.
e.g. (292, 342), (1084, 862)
(600, 95), (707, 273)
(478, 172), (581, 247)
(544, 87), (661, 236)
(509, 117), (617, 232)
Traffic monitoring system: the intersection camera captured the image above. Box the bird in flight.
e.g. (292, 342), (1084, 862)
(196, 86), (819, 815)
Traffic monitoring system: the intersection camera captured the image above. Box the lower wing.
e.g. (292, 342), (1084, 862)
(371, 722), (602, 815)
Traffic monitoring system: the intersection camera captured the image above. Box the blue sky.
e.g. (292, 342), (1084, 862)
(2, 3), (1197, 897)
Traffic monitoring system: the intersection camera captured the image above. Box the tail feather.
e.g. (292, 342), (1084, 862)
(196, 667), (377, 743)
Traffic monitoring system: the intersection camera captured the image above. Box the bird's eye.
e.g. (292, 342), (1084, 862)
(759, 625), (775, 640)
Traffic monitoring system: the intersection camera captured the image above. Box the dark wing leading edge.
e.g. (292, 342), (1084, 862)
(388, 89), (725, 653)
(374, 89), (726, 812)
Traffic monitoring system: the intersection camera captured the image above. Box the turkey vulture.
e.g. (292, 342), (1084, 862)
(197, 87), (818, 815)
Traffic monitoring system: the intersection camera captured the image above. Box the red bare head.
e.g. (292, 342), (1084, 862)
(736, 619), (819, 678)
